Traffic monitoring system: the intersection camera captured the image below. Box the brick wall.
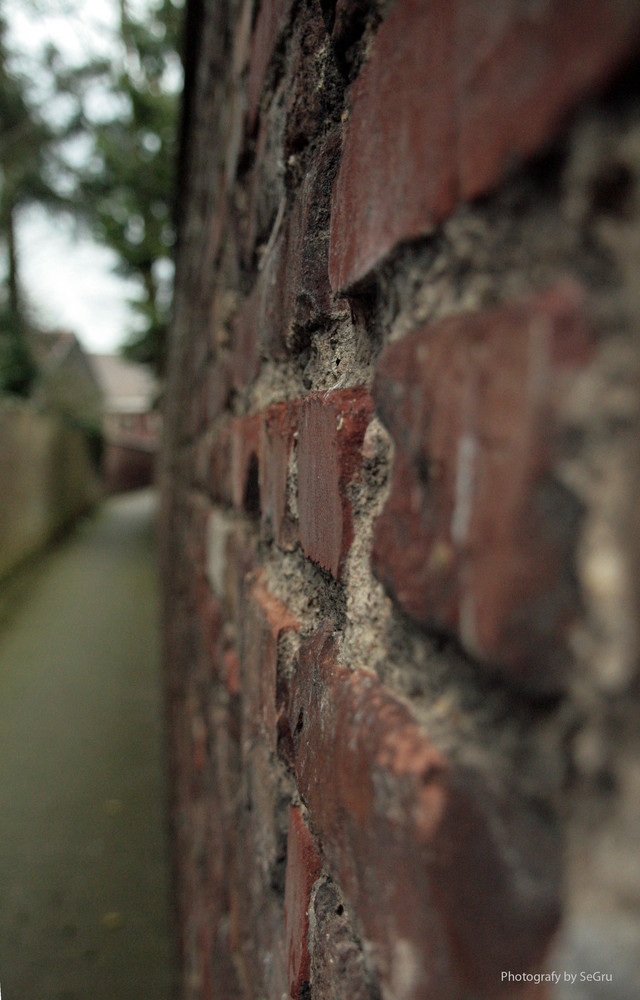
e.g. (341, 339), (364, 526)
(161, 2), (640, 998)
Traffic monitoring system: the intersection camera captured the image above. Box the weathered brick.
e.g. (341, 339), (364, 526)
(241, 569), (300, 753)
(247, 0), (295, 127)
(456, 0), (640, 200)
(208, 423), (233, 505)
(256, 133), (343, 359)
(221, 572), (300, 999)
(260, 400), (300, 548)
(330, 0), (378, 80)
(330, 0), (640, 291)
(245, 105), (285, 265)
(230, 291), (261, 391)
(329, 0), (457, 291)
(289, 625), (561, 1000)
(284, 806), (323, 1000)
(225, 523), (258, 630)
(230, 413), (262, 514)
(232, 741), (289, 998)
(372, 284), (593, 692)
(298, 387), (374, 578)
(283, 6), (343, 158)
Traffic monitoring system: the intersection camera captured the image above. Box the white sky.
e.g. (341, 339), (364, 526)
(18, 206), (142, 352)
(5, 0), (165, 354)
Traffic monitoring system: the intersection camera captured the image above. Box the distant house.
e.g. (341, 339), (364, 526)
(30, 331), (160, 493)
(31, 330), (103, 435)
(90, 354), (161, 493)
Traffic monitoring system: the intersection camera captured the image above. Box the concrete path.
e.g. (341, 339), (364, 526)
(0, 490), (174, 1000)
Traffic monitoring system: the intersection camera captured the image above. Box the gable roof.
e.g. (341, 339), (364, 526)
(89, 354), (158, 413)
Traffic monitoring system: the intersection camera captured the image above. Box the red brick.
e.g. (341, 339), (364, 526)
(372, 284), (593, 692)
(230, 413), (261, 514)
(223, 648), (241, 696)
(284, 806), (323, 1000)
(289, 625), (561, 1000)
(230, 293), (261, 392)
(247, 0), (295, 127)
(330, 0), (640, 292)
(456, 0), (640, 200)
(256, 133), (343, 358)
(241, 569), (300, 752)
(260, 400), (300, 549)
(298, 387), (374, 578)
(329, 0), (457, 291)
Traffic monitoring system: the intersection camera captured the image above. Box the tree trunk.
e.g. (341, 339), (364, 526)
(6, 202), (20, 319)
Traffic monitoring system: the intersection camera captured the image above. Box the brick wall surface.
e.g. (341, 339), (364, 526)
(162, 2), (640, 998)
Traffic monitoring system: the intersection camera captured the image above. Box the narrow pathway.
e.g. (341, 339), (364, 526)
(0, 490), (174, 1000)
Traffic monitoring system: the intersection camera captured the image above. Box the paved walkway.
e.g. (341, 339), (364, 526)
(0, 490), (174, 1000)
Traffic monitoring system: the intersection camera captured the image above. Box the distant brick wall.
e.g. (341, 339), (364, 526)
(162, 2), (640, 998)
(103, 443), (156, 494)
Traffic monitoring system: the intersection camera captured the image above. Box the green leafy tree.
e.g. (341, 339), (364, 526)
(0, 13), (61, 394)
(75, 0), (183, 374)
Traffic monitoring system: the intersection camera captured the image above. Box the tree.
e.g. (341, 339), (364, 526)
(0, 13), (60, 394)
(75, 0), (183, 374)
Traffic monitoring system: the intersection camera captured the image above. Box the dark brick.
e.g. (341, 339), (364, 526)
(230, 291), (261, 391)
(298, 387), (374, 578)
(231, 414), (262, 514)
(329, 0), (457, 291)
(284, 806), (323, 1000)
(330, 0), (379, 80)
(260, 400), (300, 549)
(245, 106), (285, 266)
(290, 625), (561, 1000)
(286, 131), (342, 332)
(284, 6), (343, 159)
(373, 284), (594, 692)
(206, 355), (233, 424)
(208, 412), (263, 515)
(208, 423), (233, 506)
(247, 0), (295, 127)
(456, 0), (640, 200)
(257, 132), (343, 359)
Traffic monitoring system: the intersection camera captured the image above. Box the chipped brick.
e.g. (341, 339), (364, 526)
(290, 625), (562, 1000)
(284, 806), (323, 1000)
(373, 283), (594, 692)
(298, 387), (374, 578)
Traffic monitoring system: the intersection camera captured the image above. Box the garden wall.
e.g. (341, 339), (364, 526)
(0, 402), (99, 580)
(161, 2), (640, 998)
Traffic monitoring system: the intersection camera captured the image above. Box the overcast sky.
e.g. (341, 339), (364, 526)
(6, 0), (159, 355)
